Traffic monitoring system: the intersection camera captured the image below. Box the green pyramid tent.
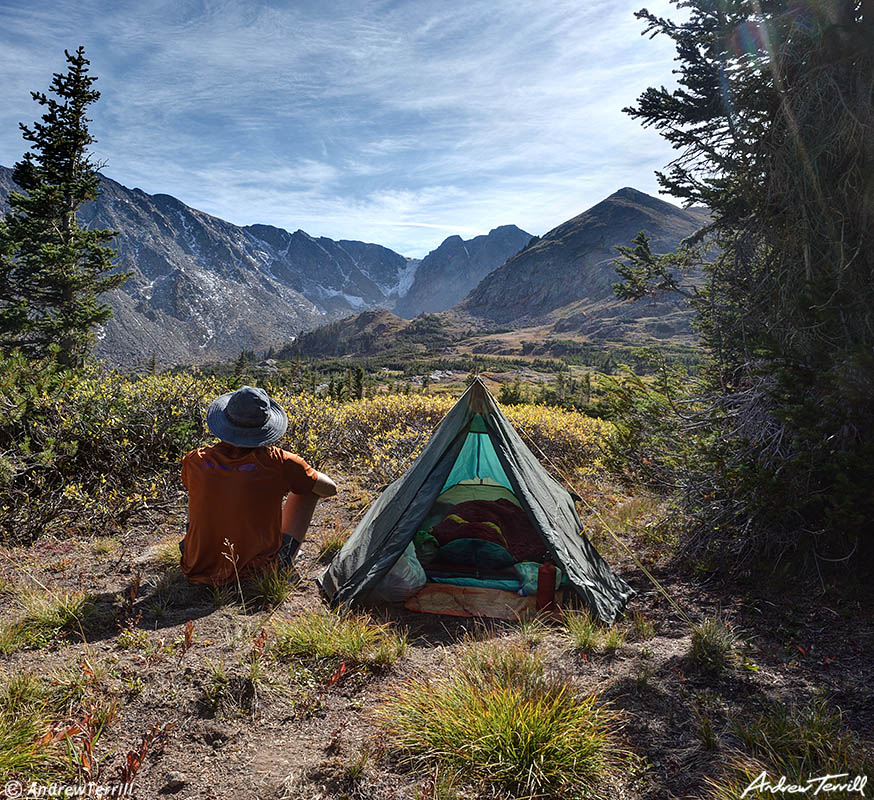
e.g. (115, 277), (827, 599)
(318, 378), (633, 623)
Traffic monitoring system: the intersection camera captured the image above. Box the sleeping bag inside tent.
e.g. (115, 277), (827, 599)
(317, 378), (633, 623)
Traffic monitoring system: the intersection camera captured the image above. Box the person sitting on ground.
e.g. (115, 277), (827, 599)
(179, 385), (337, 585)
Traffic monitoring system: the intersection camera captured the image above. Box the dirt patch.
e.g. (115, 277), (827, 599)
(1, 480), (872, 799)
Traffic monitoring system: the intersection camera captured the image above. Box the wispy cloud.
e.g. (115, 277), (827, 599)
(0, 0), (684, 256)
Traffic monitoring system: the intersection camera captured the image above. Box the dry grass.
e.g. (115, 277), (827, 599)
(378, 640), (628, 799)
(0, 588), (95, 654)
(706, 697), (874, 799)
(270, 610), (408, 669)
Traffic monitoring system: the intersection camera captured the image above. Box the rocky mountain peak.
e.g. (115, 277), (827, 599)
(459, 187), (709, 329)
(0, 165), (420, 367)
(393, 224), (531, 319)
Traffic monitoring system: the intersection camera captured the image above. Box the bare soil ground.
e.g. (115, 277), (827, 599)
(1, 481), (872, 800)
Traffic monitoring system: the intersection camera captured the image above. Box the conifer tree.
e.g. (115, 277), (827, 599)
(615, 1), (874, 567)
(0, 47), (128, 366)
(351, 366), (364, 400)
(231, 350), (248, 389)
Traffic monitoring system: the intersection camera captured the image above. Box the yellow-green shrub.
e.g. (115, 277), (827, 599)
(0, 352), (217, 542)
(1, 354), (610, 542)
(503, 402), (611, 479)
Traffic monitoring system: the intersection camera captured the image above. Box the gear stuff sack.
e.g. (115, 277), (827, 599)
(371, 542), (426, 602)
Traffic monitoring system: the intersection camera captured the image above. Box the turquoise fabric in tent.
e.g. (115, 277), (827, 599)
(441, 414), (512, 491)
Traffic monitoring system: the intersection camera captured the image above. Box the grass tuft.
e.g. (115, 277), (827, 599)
(201, 658), (232, 713)
(0, 664), (118, 781)
(563, 608), (602, 653)
(116, 627), (151, 651)
(634, 662), (654, 692)
(91, 536), (119, 556)
(1, 672), (51, 717)
(692, 702), (720, 751)
(415, 768), (461, 799)
(346, 747), (372, 782)
(690, 616), (740, 674)
(706, 697), (874, 799)
(316, 526), (348, 563)
(563, 609), (627, 655)
(378, 640), (627, 799)
(149, 537), (182, 569)
(455, 638), (546, 684)
(0, 589), (95, 653)
(631, 609), (655, 640)
(515, 614), (550, 646)
(0, 705), (60, 781)
(209, 584), (236, 608)
(247, 564), (299, 609)
(144, 567), (187, 619)
(602, 627), (627, 654)
(200, 648), (279, 716)
(271, 610), (407, 669)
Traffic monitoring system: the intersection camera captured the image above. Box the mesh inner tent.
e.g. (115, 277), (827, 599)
(441, 414), (512, 491)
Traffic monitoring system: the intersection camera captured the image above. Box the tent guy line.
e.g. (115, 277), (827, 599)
(513, 420), (697, 629)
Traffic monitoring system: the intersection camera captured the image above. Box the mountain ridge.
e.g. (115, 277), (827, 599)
(1, 164), (419, 365)
(1, 165), (706, 365)
(458, 186), (708, 329)
(291, 188), (709, 360)
(0, 165), (534, 367)
(394, 223), (532, 318)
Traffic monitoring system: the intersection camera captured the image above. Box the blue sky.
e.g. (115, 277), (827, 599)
(0, 0), (682, 257)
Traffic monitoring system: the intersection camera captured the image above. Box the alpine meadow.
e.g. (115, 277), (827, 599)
(0, 3), (872, 799)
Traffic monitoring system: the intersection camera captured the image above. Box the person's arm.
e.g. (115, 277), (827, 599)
(281, 471), (337, 543)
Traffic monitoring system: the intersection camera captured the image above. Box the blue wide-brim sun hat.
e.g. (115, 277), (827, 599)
(206, 385), (288, 447)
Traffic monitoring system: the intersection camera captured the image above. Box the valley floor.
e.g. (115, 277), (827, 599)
(1, 479), (872, 799)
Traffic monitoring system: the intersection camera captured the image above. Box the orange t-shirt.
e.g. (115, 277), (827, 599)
(180, 442), (318, 585)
